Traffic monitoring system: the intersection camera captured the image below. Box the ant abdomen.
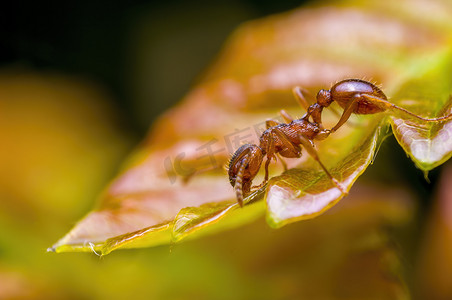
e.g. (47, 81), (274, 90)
(228, 144), (264, 206)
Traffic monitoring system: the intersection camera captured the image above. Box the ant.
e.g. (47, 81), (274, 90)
(228, 78), (452, 206)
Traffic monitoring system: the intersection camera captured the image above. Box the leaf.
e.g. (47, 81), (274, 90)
(389, 51), (452, 171)
(50, 171), (237, 253)
(172, 188), (265, 242)
(51, 0), (452, 254)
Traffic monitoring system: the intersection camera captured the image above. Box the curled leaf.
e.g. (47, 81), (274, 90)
(389, 52), (452, 171)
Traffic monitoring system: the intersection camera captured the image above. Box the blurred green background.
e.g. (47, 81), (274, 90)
(1, 0), (451, 299)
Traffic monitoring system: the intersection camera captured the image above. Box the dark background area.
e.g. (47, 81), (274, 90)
(0, 0), (308, 133)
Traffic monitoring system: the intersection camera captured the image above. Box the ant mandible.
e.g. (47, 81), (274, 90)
(228, 78), (452, 206)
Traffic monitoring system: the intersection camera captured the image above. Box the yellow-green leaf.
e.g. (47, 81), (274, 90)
(389, 52), (452, 171)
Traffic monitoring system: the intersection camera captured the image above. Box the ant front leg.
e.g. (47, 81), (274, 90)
(329, 95), (360, 133)
(298, 134), (347, 194)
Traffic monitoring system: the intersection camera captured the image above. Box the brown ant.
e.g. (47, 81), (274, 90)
(228, 78), (452, 206)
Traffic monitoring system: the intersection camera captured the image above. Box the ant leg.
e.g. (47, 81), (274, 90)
(266, 120), (280, 129)
(329, 96), (360, 133)
(250, 155), (286, 189)
(251, 154), (291, 190)
(362, 94), (452, 122)
(270, 128), (300, 171)
(251, 180), (267, 190)
(292, 86), (313, 111)
(298, 134), (347, 194)
(271, 128), (301, 156)
(262, 128), (295, 182)
(264, 123), (291, 170)
(263, 159), (271, 182)
(277, 153), (288, 171)
(263, 132), (277, 182)
(329, 106), (358, 127)
(261, 128), (300, 185)
(279, 109), (294, 123)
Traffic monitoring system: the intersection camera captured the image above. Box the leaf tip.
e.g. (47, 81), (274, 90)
(265, 214), (285, 229)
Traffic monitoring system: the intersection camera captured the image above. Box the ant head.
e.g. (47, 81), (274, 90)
(316, 89), (332, 107)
